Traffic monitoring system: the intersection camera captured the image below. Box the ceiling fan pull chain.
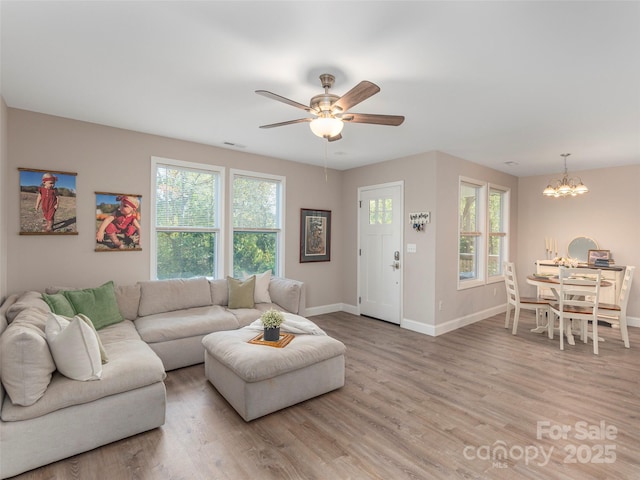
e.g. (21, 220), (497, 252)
(324, 140), (328, 182)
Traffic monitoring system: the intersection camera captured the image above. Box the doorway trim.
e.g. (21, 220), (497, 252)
(357, 180), (404, 325)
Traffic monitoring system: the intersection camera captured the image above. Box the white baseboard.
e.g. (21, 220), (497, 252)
(305, 303), (639, 333)
(402, 305), (507, 337)
(305, 303), (357, 317)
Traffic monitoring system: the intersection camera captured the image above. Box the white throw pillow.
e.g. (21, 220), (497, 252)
(253, 270), (272, 304)
(45, 313), (102, 381)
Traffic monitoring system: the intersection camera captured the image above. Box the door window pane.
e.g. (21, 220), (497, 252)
(369, 198), (392, 224)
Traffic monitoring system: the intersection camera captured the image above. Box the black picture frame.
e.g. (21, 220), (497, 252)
(300, 209), (331, 263)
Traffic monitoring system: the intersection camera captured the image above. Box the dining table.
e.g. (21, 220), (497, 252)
(526, 273), (613, 345)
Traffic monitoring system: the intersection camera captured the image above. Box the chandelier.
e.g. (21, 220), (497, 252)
(542, 153), (589, 197)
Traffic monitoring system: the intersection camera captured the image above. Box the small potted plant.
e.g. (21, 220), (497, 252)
(261, 309), (284, 341)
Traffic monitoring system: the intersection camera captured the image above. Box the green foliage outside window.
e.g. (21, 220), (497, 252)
(155, 164), (219, 279)
(156, 232), (216, 280)
(233, 175), (281, 277)
(233, 232), (276, 278)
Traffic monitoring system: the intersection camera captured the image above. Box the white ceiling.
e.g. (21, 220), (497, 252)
(1, 1), (639, 176)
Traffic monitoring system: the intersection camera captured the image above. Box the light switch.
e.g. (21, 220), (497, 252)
(407, 243), (417, 253)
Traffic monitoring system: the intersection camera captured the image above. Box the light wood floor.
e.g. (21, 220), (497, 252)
(10, 311), (640, 480)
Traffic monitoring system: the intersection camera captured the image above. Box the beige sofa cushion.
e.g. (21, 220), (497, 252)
(5, 291), (51, 324)
(45, 283), (141, 321)
(138, 277), (212, 317)
(209, 279), (228, 306)
(1, 320), (166, 422)
(135, 306), (240, 344)
(114, 283), (141, 320)
(230, 303), (281, 328)
(268, 277), (303, 314)
(0, 307), (56, 406)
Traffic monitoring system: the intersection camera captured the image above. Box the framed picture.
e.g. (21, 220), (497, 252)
(588, 249), (610, 264)
(95, 192), (142, 251)
(19, 168), (78, 235)
(300, 208), (331, 263)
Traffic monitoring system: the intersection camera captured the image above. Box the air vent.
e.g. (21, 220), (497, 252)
(222, 141), (246, 148)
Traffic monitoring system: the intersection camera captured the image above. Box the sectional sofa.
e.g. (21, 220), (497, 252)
(0, 274), (305, 478)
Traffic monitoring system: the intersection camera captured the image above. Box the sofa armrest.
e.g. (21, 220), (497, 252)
(268, 277), (305, 315)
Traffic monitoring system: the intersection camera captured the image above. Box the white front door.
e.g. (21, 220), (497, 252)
(358, 182), (403, 324)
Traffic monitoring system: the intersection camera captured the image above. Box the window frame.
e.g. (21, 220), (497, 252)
(458, 176), (510, 290)
(487, 183), (510, 283)
(229, 168), (285, 278)
(458, 178), (486, 290)
(150, 156), (225, 280)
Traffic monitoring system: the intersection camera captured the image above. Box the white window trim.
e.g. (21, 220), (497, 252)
(229, 168), (285, 277)
(458, 177), (511, 290)
(487, 183), (510, 284)
(150, 156), (225, 280)
(458, 176), (486, 290)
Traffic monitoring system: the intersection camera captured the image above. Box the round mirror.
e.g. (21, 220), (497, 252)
(567, 236), (598, 262)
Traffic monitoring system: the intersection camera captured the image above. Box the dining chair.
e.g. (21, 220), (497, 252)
(503, 262), (550, 335)
(549, 267), (602, 354)
(597, 266), (635, 348)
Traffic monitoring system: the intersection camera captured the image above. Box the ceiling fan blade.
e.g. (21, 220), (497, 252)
(342, 113), (405, 126)
(259, 118), (312, 129)
(328, 133), (342, 142)
(255, 90), (312, 112)
(333, 81), (380, 112)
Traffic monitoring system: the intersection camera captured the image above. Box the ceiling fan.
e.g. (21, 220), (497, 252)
(256, 74), (405, 142)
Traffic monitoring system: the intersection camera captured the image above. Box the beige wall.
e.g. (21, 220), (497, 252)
(342, 151), (520, 334)
(0, 98), (7, 300)
(5, 109), (344, 309)
(3, 107), (637, 327)
(517, 164), (640, 320)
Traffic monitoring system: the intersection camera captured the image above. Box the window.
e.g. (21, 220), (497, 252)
(488, 186), (509, 278)
(459, 180), (485, 286)
(458, 177), (509, 289)
(151, 157), (222, 280)
(231, 170), (284, 278)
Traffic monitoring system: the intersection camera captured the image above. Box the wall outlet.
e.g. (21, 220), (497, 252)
(438, 300), (443, 311)
(493, 287), (497, 296)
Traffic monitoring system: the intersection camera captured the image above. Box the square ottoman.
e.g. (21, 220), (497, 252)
(202, 328), (346, 421)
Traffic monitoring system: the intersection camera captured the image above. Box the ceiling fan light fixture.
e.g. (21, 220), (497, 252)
(310, 116), (344, 139)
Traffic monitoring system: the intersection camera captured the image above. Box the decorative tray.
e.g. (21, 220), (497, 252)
(248, 332), (294, 348)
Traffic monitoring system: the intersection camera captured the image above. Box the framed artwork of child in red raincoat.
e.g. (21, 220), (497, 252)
(95, 192), (142, 251)
(19, 168), (78, 235)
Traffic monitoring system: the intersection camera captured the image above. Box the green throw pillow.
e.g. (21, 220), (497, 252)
(63, 281), (124, 330)
(42, 293), (76, 317)
(227, 276), (255, 309)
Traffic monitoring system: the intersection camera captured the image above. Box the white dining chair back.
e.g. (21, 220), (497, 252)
(549, 267), (602, 354)
(598, 266), (635, 348)
(504, 262), (550, 335)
